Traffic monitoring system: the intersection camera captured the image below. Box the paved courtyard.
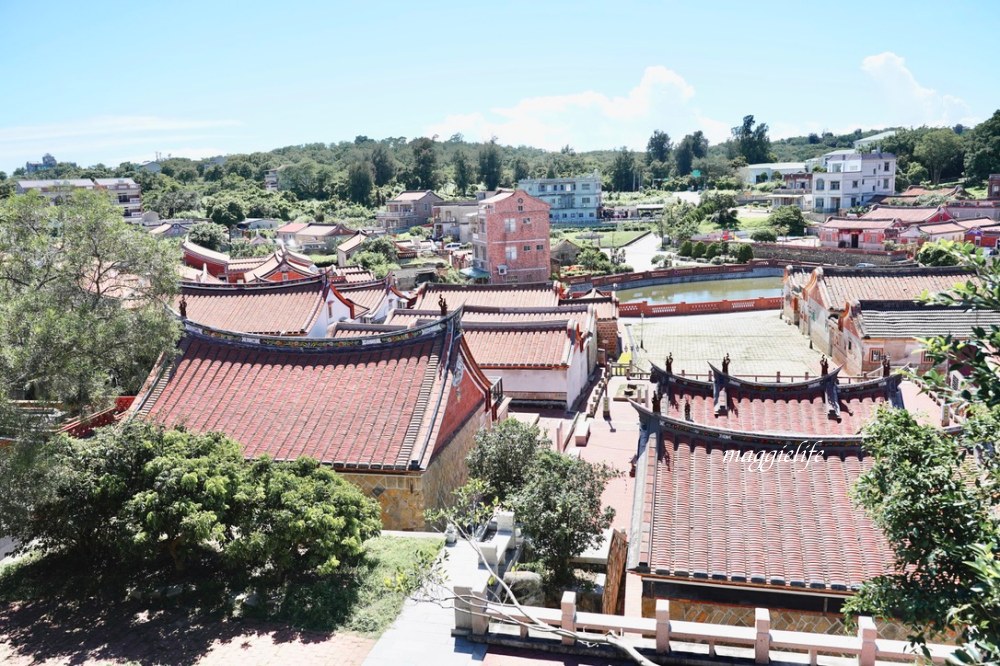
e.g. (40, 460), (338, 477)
(622, 310), (825, 379)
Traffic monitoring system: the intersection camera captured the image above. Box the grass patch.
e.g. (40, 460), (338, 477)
(0, 535), (442, 638)
(566, 229), (648, 248)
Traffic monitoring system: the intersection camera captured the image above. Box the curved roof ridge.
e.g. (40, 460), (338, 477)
(182, 307), (463, 353)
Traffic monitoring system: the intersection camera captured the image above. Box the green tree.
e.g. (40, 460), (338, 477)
(358, 236), (399, 263)
(845, 408), (999, 647)
(646, 130), (672, 164)
(750, 228), (778, 242)
(690, 241), (706, 259)
(453, 151), (472, 195)
(674, 139), (695, 177)
(916, 239), (964, 267)
(767, 205), (806, 236)
(207, 196), (246, 228)
(678, 240), (694, 257)
(410, 137), (439, 190)
(512, 157), (530, 183)
(963, 110), (1000, 183)
(0, 192), (179, 411)
(610, 146), (637, 192)
(704, 242), (721, 260)
(513, 450), (617, 587)
(478, 138), (502, 190)
(188, 221), (229, 251)
(735, 243), (754, 263)
(229, 456), (381, 578)
(731, 115), (772, 164)
(466, 419), (549, 503)
(371, 144), (396, 187)
(914, 128), (964, 185)
(347, 161), (374, 205)
(660, 200), (699, 245)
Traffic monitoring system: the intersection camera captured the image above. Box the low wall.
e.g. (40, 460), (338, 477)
(744, 242), (910, 267)
(566, 263), (784, 293)
(620, 296), (782, 318)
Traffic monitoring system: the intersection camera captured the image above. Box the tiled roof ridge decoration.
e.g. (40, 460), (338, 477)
(812, 265), (972, 278)
(650, 361), (844, 393)
(179, 306), (464, 353)
(631, 400), (870, 448)
(179, 273), (327, 292)
(461, 319), (576, 333)
(420, 280), (558, 293)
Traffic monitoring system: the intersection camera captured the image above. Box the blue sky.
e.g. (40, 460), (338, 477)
(0, 0), (995, 172)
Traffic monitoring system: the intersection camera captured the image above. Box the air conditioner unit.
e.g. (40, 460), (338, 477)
(497, 265), (508, 276)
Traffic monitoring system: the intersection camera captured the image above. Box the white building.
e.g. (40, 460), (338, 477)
(94, 178), (143, 222)
(264, 169), (279, 192)
(812, 152), (896, 214)
(517, 172), (602, 222)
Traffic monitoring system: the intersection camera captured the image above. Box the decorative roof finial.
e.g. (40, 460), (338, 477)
(721, 353), (731, 375)
(438, 294), (448, 317)
(179, 295), (188, 319)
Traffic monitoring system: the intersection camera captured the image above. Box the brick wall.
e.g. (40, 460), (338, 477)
(596, 319), (619, 358)
(640, 596), (912, 641)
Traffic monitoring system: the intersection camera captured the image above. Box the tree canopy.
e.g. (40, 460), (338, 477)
(0, 191), (179, 412)
(466, 419), (549, 503)
(478, 139), (503, 191)
(731, 115), (772, 164)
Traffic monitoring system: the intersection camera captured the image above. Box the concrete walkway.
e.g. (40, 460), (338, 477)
(363, 535), (490, 666)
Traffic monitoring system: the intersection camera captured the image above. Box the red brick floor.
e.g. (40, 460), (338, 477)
(0, 600), (374, 666)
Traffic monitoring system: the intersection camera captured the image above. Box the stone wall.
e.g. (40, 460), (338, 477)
(342, 470), (425, 531)
(422, 409), (486, 521)
(639, 596), (912, 641)
(744, 243), (909, 267)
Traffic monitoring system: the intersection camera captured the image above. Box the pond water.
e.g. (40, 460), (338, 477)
(615, 276), (783, 305)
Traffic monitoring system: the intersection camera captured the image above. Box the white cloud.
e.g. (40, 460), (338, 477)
(0, 115), (242, 169)
(425, 66), (728, 151)
(860, 52), (974, 126)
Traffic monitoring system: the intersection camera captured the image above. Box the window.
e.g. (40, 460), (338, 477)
(589, 212), (595, 218)
(505, 218), (516, 232)
(538, 185), (546, 192)
(830, 181), (840, 191)
(536, 244), (544, 251)
(883, 178), (889, 188)
(883, 162), (890, 171)
(517, 205), (524, 212)
(870, 348), (885, 362)
(815, 197), (825, 210)
(523, 245), (531, 252)
(582, 197), (590, 204)
(852, 180), (859, 189)
(582, 183), (590, 190)
(522, 217), (531, 224)
(505, 246), (517, 262)
(815, 179), (825, 191)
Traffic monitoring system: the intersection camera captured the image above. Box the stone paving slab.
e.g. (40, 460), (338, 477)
(622, 311), (824, 379)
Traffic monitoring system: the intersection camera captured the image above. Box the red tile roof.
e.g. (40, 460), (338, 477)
(388, 304), (595, 326)
(337, 281), (390, 317)
(178, 277), (326, 335)
(809, 266), (971, 308)
(820, 218), (896, 231)
(559, 296), (617, 320)
(337, 232), (368, 254)
(462, 321), (573, 368)
(860, 206), (949, 225)
(416, 283), (560, 310)
(276, 222), (309, 234)
(657, 372), (898, 437)
(331, 266), (378, 283)
(638, 429), (892, 590)
(137, 315), (467, 470)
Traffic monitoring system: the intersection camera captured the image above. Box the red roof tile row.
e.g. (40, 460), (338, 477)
(416, 283), (560, 310)
(178, 278), (326, 335)
(140, 322), (458, 470)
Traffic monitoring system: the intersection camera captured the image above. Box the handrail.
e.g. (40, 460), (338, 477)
(458, 592), (954, 665)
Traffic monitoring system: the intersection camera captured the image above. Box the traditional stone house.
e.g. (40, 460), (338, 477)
(783, 265), (974, 374)
(129, 311), (501, 530)
(182, 240), (317, 283)
(629, 364), (908, 636)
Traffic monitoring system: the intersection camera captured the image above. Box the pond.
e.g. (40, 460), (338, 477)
(615, 276), (783, 305)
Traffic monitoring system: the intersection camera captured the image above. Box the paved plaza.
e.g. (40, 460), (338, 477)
(622, 310), (826, 379)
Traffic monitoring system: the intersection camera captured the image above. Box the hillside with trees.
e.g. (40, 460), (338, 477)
(2, 110), (997, 227)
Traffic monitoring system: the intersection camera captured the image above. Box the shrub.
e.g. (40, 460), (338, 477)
(705, 242), (722, 260)
(690, 241), (706, 259)
(467, 420), (549, 503)
(751, 229), (778, 243)
(188, 222), (229, 251)
(735, 243), (754, 263)
(709, 256), (725, 265)
(678, 240), (693, 257)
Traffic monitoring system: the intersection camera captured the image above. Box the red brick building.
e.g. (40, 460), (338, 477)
(471, 190), (551, 284)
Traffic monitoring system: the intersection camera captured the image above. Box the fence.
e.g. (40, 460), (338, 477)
(455, 592), (955, 665)
(620, 296), (783, 318)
